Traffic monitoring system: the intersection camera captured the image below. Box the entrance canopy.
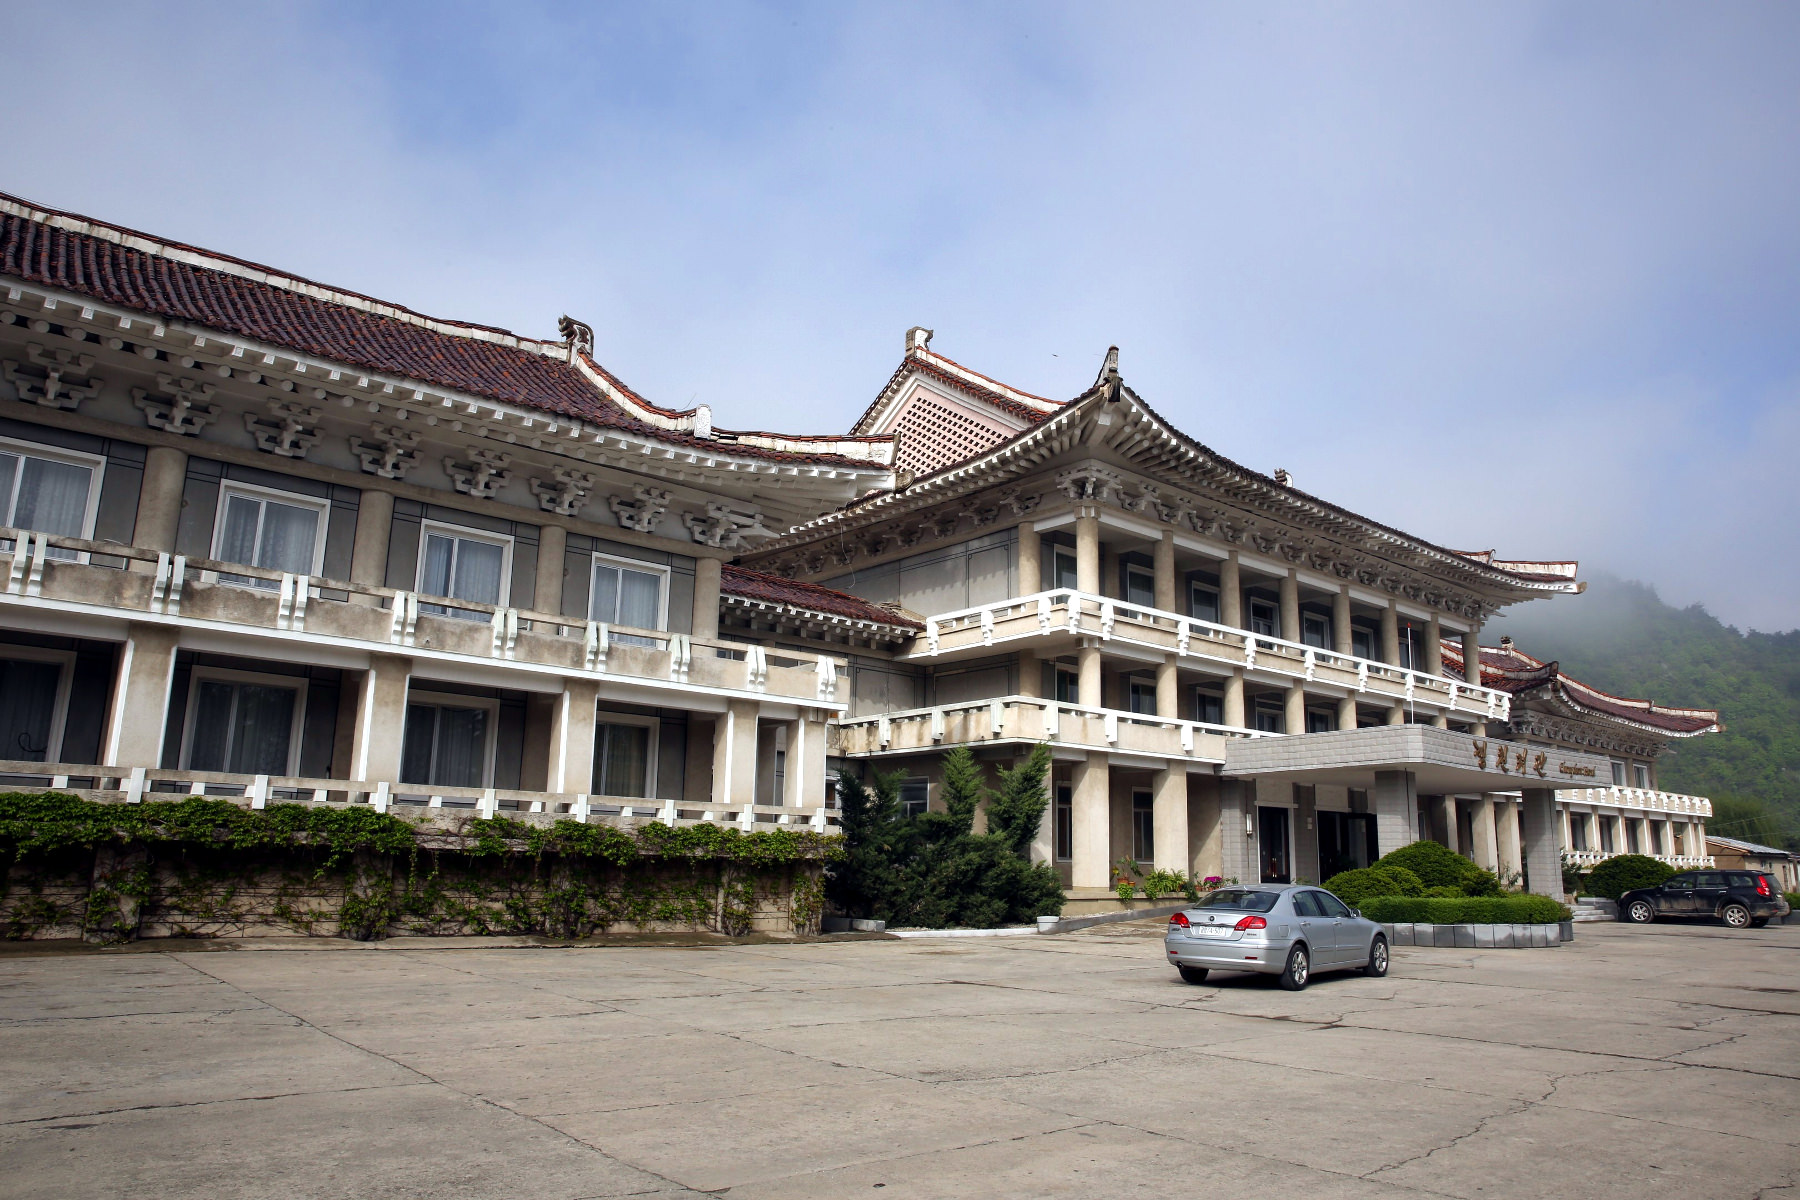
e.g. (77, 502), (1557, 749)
(1223, 726), (1613, 794)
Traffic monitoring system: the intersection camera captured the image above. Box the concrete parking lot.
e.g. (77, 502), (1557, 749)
(1, 920), (1796, 1200)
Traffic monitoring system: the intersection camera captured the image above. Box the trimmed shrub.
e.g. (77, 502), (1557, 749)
(1583, 854), (1676, 900)
(1377, 840), (1483, 891)
(1423, 885), (1463, 899)
(1322, 865), (1424, 907)
(1360, 894), (1571, 924)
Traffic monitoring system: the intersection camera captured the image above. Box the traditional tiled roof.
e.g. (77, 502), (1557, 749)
(0, 191), (889, 469)
(1442, 639), (1722, 736)
(720, 565), (923, 631)
(1706, 835), (1794, 859)
(850, 340), (1063, 437)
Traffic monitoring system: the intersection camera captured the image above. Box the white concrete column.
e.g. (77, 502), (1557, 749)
(1071, 753), (1111, 888)
(1075, 510), (1101, 595)
(534, 524), (567, 617)
(102, 624), (180, 768)
(782, 715), (816, 811)
(1520, 788), (1563, 898)
(1219, 552), (1242, 628)
(350, 488), (395, 589)
(692, 556), (722, 642)
(1223, 670), (1245, 728)
(1435, 795), (1459, 853)
(1156, 654), (1178, 719)
(1335, 695), (1357, 731)
(1154, 530), (1177, 613)
(1017, 650), (1041, 698)
(1152, 766), (1188, 873)
(1284, 682), (1305, 735)
(1462, 627), (1482, 684)
(1018, 521), (1041, 596)
(1279, 570), (1300, 643)
(711, 699), (761, 809)
(547, 678), (599, 795)
(1333, 587), (1352, 655)
(1497, 798), (1523, 882)
(1380, 601), (1400, 666)
(1470, 794), (1498, 872)
(1078, 642), (1103, 709)
(133, 445), (186, 555)
(351, 654), (413, 783)
(1424, 615), (1443, 676)
(1372, 770), (1417, 857)
(1387, 702), (1406, 727)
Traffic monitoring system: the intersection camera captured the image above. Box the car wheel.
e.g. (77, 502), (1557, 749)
(1362, 936), (1389, 977)
(1177, 965), (1210, 984)
(1278, 945), (1309, 991)
(1722, 904), (1751, 929)
(1625, 900), (1655, 924)
(1750, 917), (1769, 929)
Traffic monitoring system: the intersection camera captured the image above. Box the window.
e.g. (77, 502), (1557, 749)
(1054, 664), (1080, 704)
(1292, 890), (1324, 917)
(1317, 891), (1353, 918)
(1054, 783), (1072, 860)
(1192, 690), (1223, 726)
(590, 554), (667, 646)
(1128, 678), (1157, 716)
(592, 720), (653, 798)
(1318, 810), (1378, 879)
(1397, 624), (1417, 670)
(1351, 626), (1374, 660)
(418, 523), (510, 619)
(1052, 547), (1078, 591)
(900, 777), (929, 818)
(1132, 789), (1154, 861)
(1249, 599), (1278, 637)
(1611, 760), (1626, 786)
(0, 439), (101, 561)
(182, 671), (305, 776)
(1253, 703), (1284, 734)
(1625, 820), (1640, 854)
(1301, 613), (1331, 650)
(1189, 582), (1220, 624)
(1599, 816), (1616, 854)
(1305, 709), (1334, 734)
(0, 651), (71, 761)
(401, 697), (495, 789)
(1124, 565), (1155, 609)
(1671, 823), (1687, 855)
(213, 484), (325, 588)
(1568, 814), (1588, 852)
(1632, 763), (1650, 789)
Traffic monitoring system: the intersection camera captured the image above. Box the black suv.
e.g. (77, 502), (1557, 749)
(1620, 870), (1791, 929)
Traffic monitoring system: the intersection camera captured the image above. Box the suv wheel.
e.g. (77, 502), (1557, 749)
(1625, 899), (1655, 924)
(1362, 937), (1389, 977)
(1722, 903), (1752, 929)
(1278, 945), (1309, 991)
(1177, 965), (1210, 984)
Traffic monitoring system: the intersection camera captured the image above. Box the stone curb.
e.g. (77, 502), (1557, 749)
(1380, 921), (1571, 949)
(1044, 904), (1188, 934)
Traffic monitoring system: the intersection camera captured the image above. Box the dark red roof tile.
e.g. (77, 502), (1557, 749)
(721, 564), (922, 630)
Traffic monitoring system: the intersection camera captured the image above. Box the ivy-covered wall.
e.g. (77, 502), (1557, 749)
(0, 794), (834, 944)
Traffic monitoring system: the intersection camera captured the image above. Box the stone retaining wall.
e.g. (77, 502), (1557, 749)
(1382, 921), (1572, 949)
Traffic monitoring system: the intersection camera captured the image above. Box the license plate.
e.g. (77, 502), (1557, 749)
(1193, 925), (1231, 938)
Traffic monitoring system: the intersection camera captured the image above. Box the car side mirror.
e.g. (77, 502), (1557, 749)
(1350, 908), (1361, 919)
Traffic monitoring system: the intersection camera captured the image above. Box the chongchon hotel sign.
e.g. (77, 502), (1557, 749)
(1472, 740), (1599, 781)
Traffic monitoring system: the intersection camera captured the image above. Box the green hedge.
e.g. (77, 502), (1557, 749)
(1359, 895), (1571, 924)
(1375, 840), (1502, 896)
(1322, 866), (1424, 906)
(1582, 854), (1674, 900)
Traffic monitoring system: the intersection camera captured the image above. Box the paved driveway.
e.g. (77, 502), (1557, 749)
(1, 921), (1796, 1199)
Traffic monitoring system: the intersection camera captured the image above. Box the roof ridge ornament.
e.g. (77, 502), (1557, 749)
(558, 315), (594, 357)
(906, 326), (934, 354)
(1094, 345), (1121, 394)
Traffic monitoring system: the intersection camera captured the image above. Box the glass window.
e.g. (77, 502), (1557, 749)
(1124, 565), (1155, 608)
(1052, 547), (1078, 591)
(1128, 679), (1157, 716)
(1193, 690), (1223, 726)
(1611, 760), (1626, 786)
(1054, 783), (1072, 860)
(1301, 613), (1331, 650)
(1054, 665), (1080, 705)
(1253, 705), (1284, 734)
(0, 445), (96, 561)
(1632, 763), (1650, 788)
(1599, 817), (1615, 854)
(1192, 888), (1279, 913)
(1189, 583), (1219, 624)
(900, 778), (929, 818)
(1291, 890), (1324, 917)
(1305, 710), (1334, 734)
(186, 677), (300, 775)
(593, 721), (650, 798)
(419, 527), (508, 618)
(214, 488), (322, 588)
(1249, 599), (1278, 637)
(1398, 625), (1417, 670)
(1568, 817), (1588, 852)
(1316, 891), (1353, 918)
(1663, 875), (1694, 892)
(1351, 626), (1374, 660)
(591, 556), (665, 645)
(1132, 790), (1153, 861)
(0, 656), (64, 761)
(401, 702), (490, 789)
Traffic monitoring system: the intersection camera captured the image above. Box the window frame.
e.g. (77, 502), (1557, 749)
(1127, 676), (1158, 716)
(178, 666), (310, 777)
(1610, 759), (1626, 786)
(1132, 786), (1154, 862)
(0, 645), (76, 762)
(1189, 580), (1220, 624)
(400, 690), (501, 790)
(591, 710), (660, 800)
(1301, 612), (1331, 650)
(415, 519), (514, 615)
(1123, 563), (1156, 609)
(0, 435), (105, 562)
(1054, 781), (1073, 860)
(588, 550), (670, 633)
(899, 776), (929, 819)
(1632, 762), (1650, 789)
(210, 480), (329, 585)
(1248, 598), (1278, 638)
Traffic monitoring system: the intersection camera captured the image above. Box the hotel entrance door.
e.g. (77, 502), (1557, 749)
(1258, 806), (1291, 883)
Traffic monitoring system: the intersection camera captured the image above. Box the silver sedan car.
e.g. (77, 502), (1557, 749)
(1163, 884), (1389, 990)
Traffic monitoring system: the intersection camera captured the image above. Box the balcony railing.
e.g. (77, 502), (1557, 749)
(1, 527), (840, 706)
(831, 694), (1265, 762)
(1558, 787), (1713, 818)
(0, 756), (835, 830)
(913, 589), (1510, 722)
(1563, 849), (1714, 870)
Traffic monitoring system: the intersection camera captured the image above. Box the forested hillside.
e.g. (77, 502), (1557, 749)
(1491, 574), (1800, 849)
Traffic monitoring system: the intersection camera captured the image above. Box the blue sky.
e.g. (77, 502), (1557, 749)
(6, 2), (1798, 629)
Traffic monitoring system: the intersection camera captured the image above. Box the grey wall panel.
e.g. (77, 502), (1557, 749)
(299, 679), (340, 777)
(321, 490), (359, 582)
(657, 719), (686, 801)
(562, 543), (592, 619)
(386, 500), (422, 590)
(174, 459), (224, 559)
(61, 643), (114, 764)
(666, 566), (694, 635)
(494, 697), (526, 790)
(95, 455), (143, 545)
(510, 538), (538, 611)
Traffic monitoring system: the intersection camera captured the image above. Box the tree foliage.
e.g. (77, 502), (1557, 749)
(1582, 853), (1675, 900)
(828, 745), (1064, 928)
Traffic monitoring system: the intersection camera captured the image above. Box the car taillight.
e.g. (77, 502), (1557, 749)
(1170, 912), (1191, 929)
(1756, 876), (1772, 897)
(1234, 915), (1267, 931)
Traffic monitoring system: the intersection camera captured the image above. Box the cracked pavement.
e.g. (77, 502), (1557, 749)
(1, 920), (1797, 1198)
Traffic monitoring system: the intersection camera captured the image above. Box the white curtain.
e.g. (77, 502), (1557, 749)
(433, 706), (487, 787)
(14, 456), (91, 537)
(452, 539), (504, 606)
(187, 681), (237, 772)
(257, 500), (319, 575)
(216, 495), (262, 568)
(0, 658), (61, 761)
(618, 569), (660, 629)
(596, 723), (648, 797)
(590, 564), (620, 623)
(231, 684), (297, 775)
(419, 534), (455, 598)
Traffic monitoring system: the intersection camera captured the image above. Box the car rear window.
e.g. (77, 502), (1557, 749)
(1193, 889), (1279, 913)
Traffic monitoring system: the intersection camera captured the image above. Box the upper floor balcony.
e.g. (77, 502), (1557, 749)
(1558, 786), (1712, 819)
(910, 588), (1511, 723)
(1563, 849), (1715, 870)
